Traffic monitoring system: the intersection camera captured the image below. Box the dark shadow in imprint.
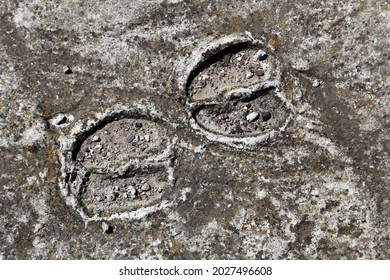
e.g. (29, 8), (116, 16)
(190, 87), (274, 118)
(185, 42), (251, 95)
(192, 87), (287, 137)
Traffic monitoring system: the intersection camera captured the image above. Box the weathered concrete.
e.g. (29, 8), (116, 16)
(0, 0), (389, 259)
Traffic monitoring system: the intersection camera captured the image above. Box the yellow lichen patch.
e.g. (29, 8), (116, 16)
(46, 168), (57, 181)
(101, 211), (111, 219)
(169, 240), (183, 256)
(338, 89), (347, 97)
(63, 84), (73, 96)
(39, 100), (51, 118)
(286, 91), (293, 101)
(0, 99), (7, 110)
(50, 196), (64, 208)
(42, 147), (57, 165)
(268, 38), (277, 46)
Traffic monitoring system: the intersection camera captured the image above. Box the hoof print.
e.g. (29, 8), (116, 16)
(186, 37), (291, 147)
(56, 109), (174, 222)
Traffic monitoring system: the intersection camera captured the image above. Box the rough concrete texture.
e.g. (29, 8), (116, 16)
(0, 0), (389, 259)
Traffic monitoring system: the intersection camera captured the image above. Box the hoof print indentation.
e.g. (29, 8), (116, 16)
(55, 108), (174, 222)
(186, 37), (291, 147)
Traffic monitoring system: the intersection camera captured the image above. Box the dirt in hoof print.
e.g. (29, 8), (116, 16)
(78, 171), (168, 216)
(187, 42), (286, 138)
(64, 114), (173, 220)
(188, 45), (278, 102)
(195, 88), (288, 136)
(75, 118), (167, 170)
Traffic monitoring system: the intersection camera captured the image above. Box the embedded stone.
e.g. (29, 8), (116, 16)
(262, 111), (272, 122)
(254, 49), (267, 61)
(63, 65), (73, 74)
(127, 135), (135, 143)
(255, 68), (265, 76)
(101, 222), (113, 234)
(128, 185), (137, 196)
(246, 70), (254, 79)
(141, 183), (151, 191)
(246, 112), (259, 122)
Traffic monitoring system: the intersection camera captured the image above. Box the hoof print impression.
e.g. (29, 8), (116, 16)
(56, 110), (174, 222)
(186, 38), (291, 147)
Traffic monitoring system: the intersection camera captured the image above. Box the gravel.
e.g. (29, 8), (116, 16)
(141, 183), (151, 191)
(253, 49), (268, 61)
(261, 112), (272, 122)
(101, 222), (113, 234)
(246, 112), (259, 122)
(127, 135), (135, 143)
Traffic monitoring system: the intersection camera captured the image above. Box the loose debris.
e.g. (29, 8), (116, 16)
(77, 172), (168, 216)
(76, 118), (166, 170)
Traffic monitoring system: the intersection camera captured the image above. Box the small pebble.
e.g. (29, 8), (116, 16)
(254, 49), (268, 61)
(127, 135), (135, 143)
(128, 185), (137, 196)
(101, 222), (113, 234)
(135, 122), (143, 129)
(63, 65), (73, 74)
(262, 111), (272, 122)
(92, 136), (101, 142)
(246, 112), (259, 122)
(54, 114), (67, 125)
(108, 192), (118, 201)
(142, 183), (151, 191)
(312, 79), (322, 87)
(95, 195), (104, 202)
(222, 54), (231, 67)
(144, 134), (150, 142)
(255, 68), (265, 76)
(245, 70), (254, 79)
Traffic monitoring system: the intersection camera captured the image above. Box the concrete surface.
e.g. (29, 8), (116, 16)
(0, 0), (389, 259)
